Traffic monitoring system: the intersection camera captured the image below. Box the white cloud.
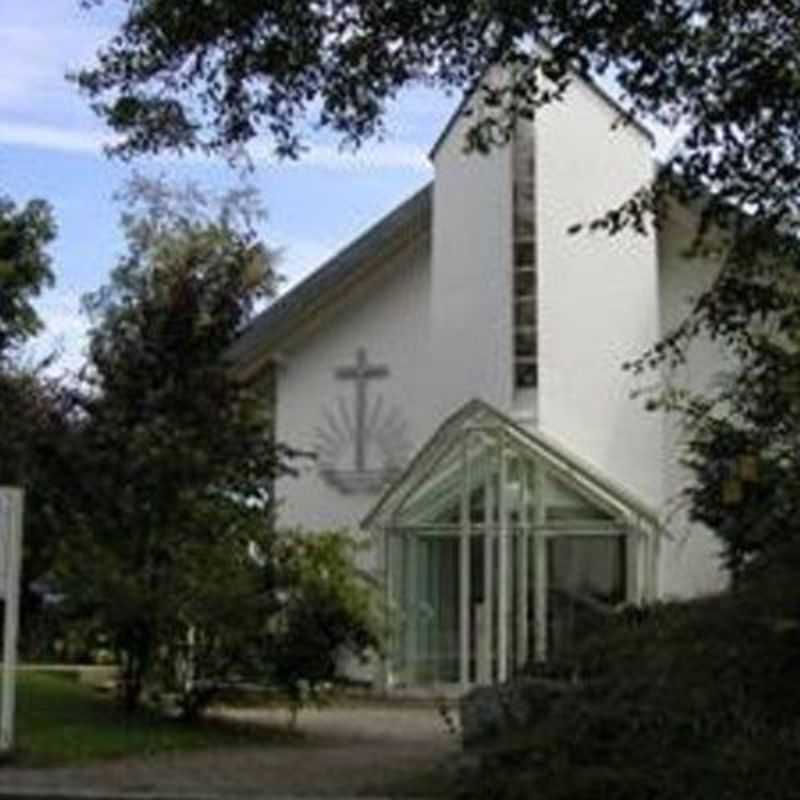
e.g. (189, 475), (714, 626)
(0, 120), (111, 155)
(0, 27), (54, 111)
(0, 11), (433, 170)
(0, 119), (434, 176)
(0, 21), (111, 118)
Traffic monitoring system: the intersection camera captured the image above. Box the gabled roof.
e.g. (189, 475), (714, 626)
(429, 55), (654, 161)
(362, 398), (661, 533)
(227, 182), (432, 376)
(227, 61), (655, 379)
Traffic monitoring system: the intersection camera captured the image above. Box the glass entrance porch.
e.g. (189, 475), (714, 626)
(364, 400), (659, 690)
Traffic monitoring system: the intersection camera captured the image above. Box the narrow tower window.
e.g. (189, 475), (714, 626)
(513, 124), (537, 389)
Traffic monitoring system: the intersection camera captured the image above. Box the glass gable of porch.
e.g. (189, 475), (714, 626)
(363, 399), (660, 690)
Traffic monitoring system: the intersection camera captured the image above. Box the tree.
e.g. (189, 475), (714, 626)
(76, 1), (800, 578)
(76, 2), (800, 225)
(59, 176), (295, 710)
(629, 241), (800, 579)
(153, 528), (382, 722)
(145, 494), (284, 719)
(0, 196), (56, 361)
(0, 192), (67, 655)
(0, 365), (78, 658)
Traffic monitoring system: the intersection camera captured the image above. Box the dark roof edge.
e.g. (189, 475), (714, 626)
(227, 182), (433, 372)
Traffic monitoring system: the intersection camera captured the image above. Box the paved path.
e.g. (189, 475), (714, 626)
(0, 706), (459, 798)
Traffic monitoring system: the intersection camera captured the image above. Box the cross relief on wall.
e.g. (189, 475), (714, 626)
(316, 348), (411, 495)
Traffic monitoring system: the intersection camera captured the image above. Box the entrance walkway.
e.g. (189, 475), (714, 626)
(0, 705), (458, 798)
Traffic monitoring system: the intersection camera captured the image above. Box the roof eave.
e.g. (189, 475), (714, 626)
(226, 182), (433, 378)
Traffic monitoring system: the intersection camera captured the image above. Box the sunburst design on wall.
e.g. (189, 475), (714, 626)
(315, 393), (412, 495)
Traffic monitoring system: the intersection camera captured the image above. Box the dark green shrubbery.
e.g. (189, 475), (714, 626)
(458, 542), (800, 800)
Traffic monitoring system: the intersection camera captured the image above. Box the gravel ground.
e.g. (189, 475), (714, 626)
(0, 705), (460, 798)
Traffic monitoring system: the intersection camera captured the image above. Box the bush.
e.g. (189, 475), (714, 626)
(150, 528), (383, 722)
(267, 531), (383, 722)
(456, 545), (800, 800)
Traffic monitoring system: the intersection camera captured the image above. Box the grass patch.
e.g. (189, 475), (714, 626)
(10, 671), (294, 767)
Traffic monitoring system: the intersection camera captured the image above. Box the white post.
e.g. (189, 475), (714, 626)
(0, 488), (23, 753)
(380, 528), (391, 692)
(428, 537), (440, 685)
(497, 434), (509, 682)
(459, 437), (472, 690)
(405, 533), (418, 684)
(517, 462), (529, 669)
(626, 528), (641, 604)
(647, 526), (660, 602)
(533, 468), (548, 662)
(479, 469), (495, 684)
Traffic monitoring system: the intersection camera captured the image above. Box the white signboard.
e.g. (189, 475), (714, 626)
(0, 488), (23, 753)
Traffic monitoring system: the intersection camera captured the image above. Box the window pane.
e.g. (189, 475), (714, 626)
(512, 126), (537, 396)
(514, 139), (535, 177)
(514, 241), (535, 267)
(515, 329), (536, 358)
(514, 269), (536, 298)
(514, 210), (535, 240)
(514, 182), (534, 215)
(514, 299), (536, 327)
(549, 537), (625, 603)
(515, 361), (538, 388)
(548, 535), (626, 657)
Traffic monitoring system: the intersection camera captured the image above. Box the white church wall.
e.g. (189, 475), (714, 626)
(268, 70), (732, 618)
(429, 95), (515, 422)
(274, 233), (432, 546)
(657, 205), (730, 598)
(536, 78), (663, 511)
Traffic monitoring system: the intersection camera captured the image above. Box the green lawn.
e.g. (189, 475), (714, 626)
(11, 671), (291, 767)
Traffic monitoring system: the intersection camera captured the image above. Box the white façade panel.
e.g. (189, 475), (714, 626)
(536, 77), (662, 511)
(274, 233), (433, 541)
(429, 80), (514, 422)
(657, 205), (730, 598)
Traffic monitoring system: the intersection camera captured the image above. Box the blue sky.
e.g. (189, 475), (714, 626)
(0, 0), (454, 373)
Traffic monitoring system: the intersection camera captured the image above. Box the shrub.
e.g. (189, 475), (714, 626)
(150, 528), (383, 722)
(456, 544), (800, 800)
(267, 531), (383, 723)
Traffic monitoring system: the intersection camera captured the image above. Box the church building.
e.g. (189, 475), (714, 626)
(228, 72), (728, 691)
